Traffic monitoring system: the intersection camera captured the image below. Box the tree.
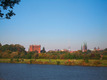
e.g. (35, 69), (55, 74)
(1, 52), (10, 58)
(10, 52), (18, 58)
(32, 53), (39, 59)
(104, 48), (107, 51)
(87, 49), (91, 53)
(103, 48), (107, 55)
(41, 47), (46, 53)
(0, 0), (21, 19)
(0, 43), (2, 51)
(19, 52), (25, 58)
(26, 53), (32, 59)
(0, 43), (2, 47)
(1, 44), (9, 51)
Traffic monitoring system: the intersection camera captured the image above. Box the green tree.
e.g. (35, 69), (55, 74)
(1, 52), (10, 58)
(0, 43), (2, 52)
(0, 0), (21, 19)
(19, 52), (25, 58)
(104, 48), (107, 51)
(0, 43), (2, 47)
(1, 44), (26, 53)
(32, 53), (39, 59)
(10, 52), (18, 58)
(26, 53), (32, 59)
(41, 47), (46, 53)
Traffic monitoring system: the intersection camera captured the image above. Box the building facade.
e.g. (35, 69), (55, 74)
(29, 45), (41, 53)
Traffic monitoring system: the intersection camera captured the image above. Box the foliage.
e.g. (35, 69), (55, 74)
(65, 60), (75, 66)
(0, 43), (2, 47)
(104, 48), (107, 51)
(0, 0), (21, 19)
(93, 61), (101, 66)
(84, 59), (89, 63)
(17, 58), (19, 62)
(56, 61), (60, 65)
(30, 59), (33, 64)
(41, 47), (46, 53)
(0, 43), (107, 60)
(26, 53), (32, 59)
(0, 59), (107, 66)
(21, 58), (24, 62)
(1, 44), (25, 52)
(10, 58), (13, 63)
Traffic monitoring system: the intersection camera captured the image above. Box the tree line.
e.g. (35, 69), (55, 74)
(0, 43), (107, 60)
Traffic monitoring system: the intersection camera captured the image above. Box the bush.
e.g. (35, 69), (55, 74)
(21, 58), (24, 62)
(30, 60), (33, 64)
(84, 59), (89, 63)
(93, 61), (101, 66)
(56, 61), (60, 65)
(37, 60), (43, 64)
(65, 61), (73, 66)
(44, 61), (49, 64)
(17, 58), (19, 62)
(10, 58), (13, 63)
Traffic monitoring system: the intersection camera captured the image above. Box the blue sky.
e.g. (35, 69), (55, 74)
(0, 0), (107, 51)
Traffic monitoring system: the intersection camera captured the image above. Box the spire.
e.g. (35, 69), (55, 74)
(82, 42), (87, 52)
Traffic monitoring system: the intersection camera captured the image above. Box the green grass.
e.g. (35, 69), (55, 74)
(0, 59), (10, 63)
(0, 59), (107, 67)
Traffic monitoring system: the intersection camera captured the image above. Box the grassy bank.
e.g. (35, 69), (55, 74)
(0, 59), (107, 67)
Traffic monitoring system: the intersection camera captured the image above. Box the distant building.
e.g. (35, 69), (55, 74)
(81, 43), (87, 52)
(54, 49), (60, 51)
(29, 45), (41, 53)
(94, 47), (96, 51)
(61, 49), (69, 52)
(48, 50), (54, 52)
(70, 51), (74, 53)
(94, 47), (100, 51)
(97, 47), (100, 51)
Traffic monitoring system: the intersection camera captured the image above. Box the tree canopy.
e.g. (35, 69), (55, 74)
(41, 47), (46, 53)
(0, 0), (21, 19)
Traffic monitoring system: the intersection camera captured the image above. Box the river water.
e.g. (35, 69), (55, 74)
(0, 63), (107, 80)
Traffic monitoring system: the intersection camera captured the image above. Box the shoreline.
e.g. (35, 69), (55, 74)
(0, 59), (107, 67)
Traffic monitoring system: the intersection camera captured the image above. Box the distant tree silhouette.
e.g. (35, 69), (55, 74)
(0, 43), (2, 47)
(0, 0), (21, 19)
(1, 44), (25, 53)
(41, 47), (46, 53)
(104, 48), (107, 51)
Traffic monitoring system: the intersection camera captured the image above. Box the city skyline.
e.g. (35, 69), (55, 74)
(0, 43), (104, 52)
(0, 0), (107, 51)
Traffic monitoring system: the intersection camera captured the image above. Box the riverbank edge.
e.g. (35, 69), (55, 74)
(0, 59), (107, 67)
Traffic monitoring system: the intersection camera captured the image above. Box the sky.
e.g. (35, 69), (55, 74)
(0, 0), (107, 51)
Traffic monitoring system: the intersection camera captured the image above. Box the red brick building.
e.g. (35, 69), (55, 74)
(29, 45), (41, 53)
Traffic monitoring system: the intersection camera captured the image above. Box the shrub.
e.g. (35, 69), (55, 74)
(93, 61), (101, 66)
(56, 61), (60, 65)
(44, 61), (49, 64)
(84, 59), (89, 63)
(10, 58), (13, 63)
(64, 61), (74, 66)
(17, 58), (19, 62)
(21, 58), (24, 62)
(38, 60), (43, 64)
(30, 60), (33, 64)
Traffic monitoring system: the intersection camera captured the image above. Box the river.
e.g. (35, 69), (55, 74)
(0, 63), (107, 80)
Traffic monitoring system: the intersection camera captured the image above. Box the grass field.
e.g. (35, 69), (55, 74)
(0, 59), (107, 67)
